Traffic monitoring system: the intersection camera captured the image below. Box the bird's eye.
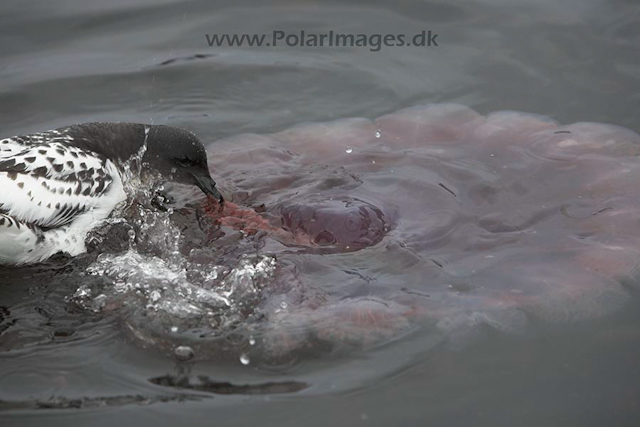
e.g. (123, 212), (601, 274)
(176, 157), (191, 167)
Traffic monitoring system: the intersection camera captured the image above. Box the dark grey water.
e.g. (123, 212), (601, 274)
(2, 0), (640, 426)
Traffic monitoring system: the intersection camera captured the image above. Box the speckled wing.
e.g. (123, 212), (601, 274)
(0, 135), (115, 229)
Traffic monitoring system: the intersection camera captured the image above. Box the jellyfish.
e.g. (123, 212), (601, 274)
(82, 103), (640, 363)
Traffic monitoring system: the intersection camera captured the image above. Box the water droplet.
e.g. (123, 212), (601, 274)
(249, 335), (256, 346)
(74, 286), (91, 298)
(240, 353), (250, 365)
(114, 281), (127, 293)
(174, 345), (194, 361)
(149, 290), (161, 302)
(345, 147), (353, 154)
(375, 130), (381, 138)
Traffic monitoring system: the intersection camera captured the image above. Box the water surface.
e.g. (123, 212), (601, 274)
(1, 0), (640, 426)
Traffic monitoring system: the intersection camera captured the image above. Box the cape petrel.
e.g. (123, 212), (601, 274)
(0, 122), (223, 265)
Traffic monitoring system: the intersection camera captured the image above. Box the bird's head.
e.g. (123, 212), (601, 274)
(143, 125), (224, 203)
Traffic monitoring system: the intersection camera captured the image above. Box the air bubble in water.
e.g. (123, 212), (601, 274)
(240, 353), (250, 365)
(375, 130), (381, 138)
(174, 345), (194, 361)
(345, 147), (353, 154)
(249, 335), (256, 346)
(170, 326), (178, 333)
(280, 301), (288, 310)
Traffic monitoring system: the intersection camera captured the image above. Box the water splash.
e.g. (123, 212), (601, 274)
(75, 203), (278, 351)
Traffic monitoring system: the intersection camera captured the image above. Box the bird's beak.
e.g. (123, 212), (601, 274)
(194, 174), (224, 203)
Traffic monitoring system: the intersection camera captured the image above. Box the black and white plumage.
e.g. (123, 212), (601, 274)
(0, 123), (223, 265)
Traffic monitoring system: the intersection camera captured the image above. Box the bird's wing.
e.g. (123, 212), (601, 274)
(0, 130), (75, 157)
(0, 140), (116, 229)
